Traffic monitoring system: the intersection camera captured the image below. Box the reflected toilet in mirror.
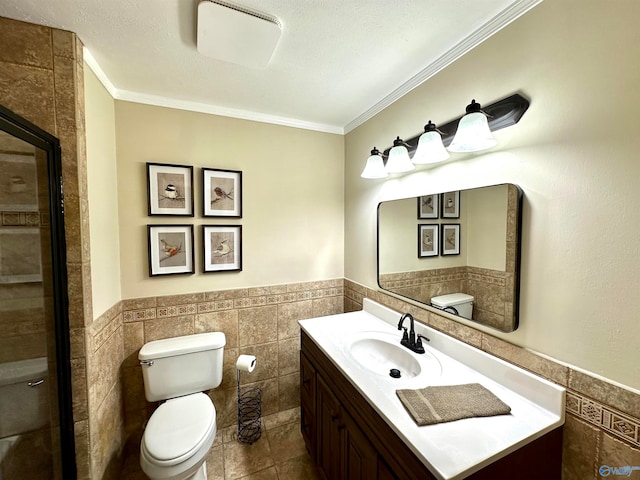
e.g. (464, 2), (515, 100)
(377, 183), (522, 332)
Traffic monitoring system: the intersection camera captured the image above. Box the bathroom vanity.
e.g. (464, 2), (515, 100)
(299, 299), (565, 480)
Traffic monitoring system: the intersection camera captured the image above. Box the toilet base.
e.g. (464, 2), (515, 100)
(188, 462), (207, 480)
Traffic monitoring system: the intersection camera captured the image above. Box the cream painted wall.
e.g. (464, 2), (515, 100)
(345, 0), (640, 390)
(115, 102), (344, 298)
(84, 65), (122, 318)
(466, 184), (507, 270)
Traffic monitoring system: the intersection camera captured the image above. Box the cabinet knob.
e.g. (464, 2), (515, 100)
(331, 413), (339, 422)
(337, 423), (345, 431)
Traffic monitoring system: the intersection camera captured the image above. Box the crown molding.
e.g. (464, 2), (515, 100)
(343, 0), (543, 134)
(83, 0), (541, 137)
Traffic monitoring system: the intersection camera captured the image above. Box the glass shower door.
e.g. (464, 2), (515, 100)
(0, 105), (74, 479)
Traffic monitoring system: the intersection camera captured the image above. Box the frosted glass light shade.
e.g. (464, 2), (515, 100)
(447, 111), (497, 153)
(385, 138), (415, 173)
(413, 130), (450, 164)
(360, 149), (388, 179)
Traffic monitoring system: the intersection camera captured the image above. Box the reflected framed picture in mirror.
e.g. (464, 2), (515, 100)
(441, 224), (460, 255)
(441, 191), (460, 218)
(418, 224), (439, 257)
(418, 194), (439, 219)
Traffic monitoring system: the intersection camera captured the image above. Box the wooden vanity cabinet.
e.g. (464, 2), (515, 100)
(300, 331), (563, 480)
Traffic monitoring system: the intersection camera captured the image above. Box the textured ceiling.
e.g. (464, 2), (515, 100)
(0, 0), (541, 133)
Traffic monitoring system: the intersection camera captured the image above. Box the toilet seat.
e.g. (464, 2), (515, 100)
(142, 393), (216, 467)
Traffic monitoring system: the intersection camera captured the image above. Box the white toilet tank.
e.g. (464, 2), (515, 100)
(431, 293), (474, 320)
(0, 357), (49, 438)
(139, 332), (226, 402)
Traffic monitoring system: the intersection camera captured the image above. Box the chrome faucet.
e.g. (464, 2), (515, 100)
(397, 313), (429, 354)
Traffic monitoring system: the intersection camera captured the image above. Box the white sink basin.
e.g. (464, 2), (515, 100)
(347, 332), (440, 380)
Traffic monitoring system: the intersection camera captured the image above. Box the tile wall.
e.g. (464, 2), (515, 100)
(0, 16), (97, 480)
(116, 279), (343, 475)
(344, 279), (640, 480)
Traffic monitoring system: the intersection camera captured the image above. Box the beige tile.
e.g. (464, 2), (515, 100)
(222, 435), (274, 479)
(0, 428), (54, 479)
(88, 325), (124, 410)
(266, 422), (307, 464)
(156, 292), (205, 307)
(275, 454), (320, 480)
(123, 321), (144, 367)
(237, 342), (278, 383)
(598, 433), (640, 473)
(122, 297), (157, 311)
(196, 309), (239, 348)
(205, 444), (225, 480)
(238, 305), (278, 346)
(278, 337), (300, 377)
(0, 17), (53, 68)
(143, 315), (195, 342)
(90, 384), (123, 480)
(481, 334), (569, 386)
(74, 419), (91, 480)
(562, 415), (600, 480)
(122, 366), (146, 414)
(205, 288), (249, 301)
(569, 370), (640, 419)
(262, 407), (300, 430)
(277, 300), (313, 340)
(311, 296), (343, 317)
(278, 373), (300, 412)
(238, 466), (279, 480)
(71, 357), (88, 421)
(210, 386), (239, 429)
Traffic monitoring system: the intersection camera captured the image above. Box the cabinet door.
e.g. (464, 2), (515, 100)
(300, 351), (316, 411)
(301, 402), (316, 460)
(317, 376), (343, 480)
(343, 413), (378, 480)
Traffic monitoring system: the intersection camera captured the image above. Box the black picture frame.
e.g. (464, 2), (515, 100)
(203, 225), (242, 272)
(417, 194), (439, 219)
(441, 223), (461, 256)
(418, 224), (439, 258)
(147, 224), (195, 276)
(202, 168), (242, 217)
(146, 162), (194, 216)
(441, 190), (460, 218)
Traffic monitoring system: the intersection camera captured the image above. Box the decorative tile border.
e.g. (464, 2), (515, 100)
(122, 280), (344, 321)
(0, 211), (47, 227)
(567, 390), (640, 447)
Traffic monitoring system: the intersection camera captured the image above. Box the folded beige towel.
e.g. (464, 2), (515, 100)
(396, 383), (511, 426)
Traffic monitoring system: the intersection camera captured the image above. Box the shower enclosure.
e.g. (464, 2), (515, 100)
(0, 104), (75, 478)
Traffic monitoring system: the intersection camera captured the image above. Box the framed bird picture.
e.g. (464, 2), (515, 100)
(203, 225), (242, 273)
(202, 168), (242, 217)
(146, 162), (194, 216)
(147, 224), (195, 276)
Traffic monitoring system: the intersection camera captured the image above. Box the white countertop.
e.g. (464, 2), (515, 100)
(299, 299), (565, 480)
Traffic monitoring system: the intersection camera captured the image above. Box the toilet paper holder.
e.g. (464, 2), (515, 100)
(236, 354), (261, 444)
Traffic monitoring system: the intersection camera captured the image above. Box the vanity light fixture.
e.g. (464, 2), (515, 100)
(385, 137), (415, 173)
(360, 93), (530, 179)
(447, 99), (497, 153)
(412, 121), (450, 164)
(360, 147), (388, 179)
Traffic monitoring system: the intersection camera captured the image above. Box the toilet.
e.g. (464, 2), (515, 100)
(430, 293), (474, 320)
(138, 332), (226, 480)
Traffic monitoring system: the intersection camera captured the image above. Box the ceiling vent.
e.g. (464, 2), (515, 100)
(197, 1), (282, 69)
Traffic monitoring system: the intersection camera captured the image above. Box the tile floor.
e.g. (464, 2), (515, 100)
(123, 408), (320, 480)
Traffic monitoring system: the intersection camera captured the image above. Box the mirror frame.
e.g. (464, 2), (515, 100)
(377, 183), (523, 332)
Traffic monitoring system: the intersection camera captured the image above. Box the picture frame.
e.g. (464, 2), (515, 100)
(147, 224), (194, 276)
(441, 224), (461, 256)
(417, 194), (439, 219)
(418, 224), (439, 258)
(147, 162), (194, 216)
(203, 225), (242, 273)
(441, 190), (460, 218)
(0, 228), (42, 283)
(203, 168), (242, 217)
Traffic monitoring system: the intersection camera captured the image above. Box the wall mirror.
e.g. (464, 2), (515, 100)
(377, 183), (522, 332)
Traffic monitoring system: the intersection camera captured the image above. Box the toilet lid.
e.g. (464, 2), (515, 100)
(143, 393), (215, 463)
